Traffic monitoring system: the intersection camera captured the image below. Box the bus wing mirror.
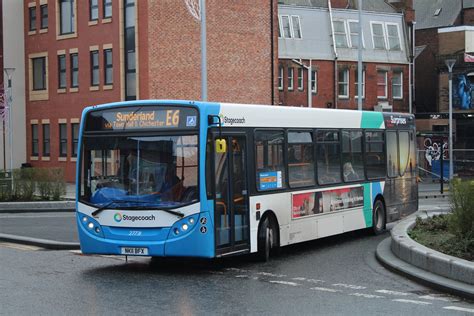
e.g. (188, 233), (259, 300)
(215, 139), (227, 153)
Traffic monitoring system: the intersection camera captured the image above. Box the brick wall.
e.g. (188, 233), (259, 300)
(439, 31), (465, 55)
(415, 28), (439, 113)
(146, 0), (278, 105)
(279, 59), (410, 112)
(463, 8), (474, 25)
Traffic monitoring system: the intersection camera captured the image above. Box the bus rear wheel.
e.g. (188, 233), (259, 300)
(372, 199), (386, 235)
(257, 217), (274, 262)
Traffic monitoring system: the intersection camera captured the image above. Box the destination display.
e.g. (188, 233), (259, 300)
(85, 106), (199, 131)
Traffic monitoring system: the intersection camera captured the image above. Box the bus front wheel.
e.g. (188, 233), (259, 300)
(372, 199), (386, 235)
(257, 217), (273, 262)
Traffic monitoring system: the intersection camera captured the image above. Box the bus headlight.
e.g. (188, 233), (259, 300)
(170, 214), (199, 237)
(79, 213), (104, 237)
(182, 224), (189, 231)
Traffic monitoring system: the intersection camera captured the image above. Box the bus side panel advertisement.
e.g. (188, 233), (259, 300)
(292, 187), (364, 218)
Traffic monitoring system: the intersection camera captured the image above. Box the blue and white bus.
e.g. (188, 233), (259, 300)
(76, 100), (418, 260)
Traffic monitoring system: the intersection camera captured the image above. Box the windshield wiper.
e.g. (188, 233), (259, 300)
(91, 200), (185, 218)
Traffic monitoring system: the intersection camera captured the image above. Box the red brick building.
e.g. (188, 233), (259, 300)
(24, 0), (278, 181)
(278, 0), (414, 113)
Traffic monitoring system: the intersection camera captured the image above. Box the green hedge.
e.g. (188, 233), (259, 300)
(0, 168), (66, 201)
(450, 179), (474, 239)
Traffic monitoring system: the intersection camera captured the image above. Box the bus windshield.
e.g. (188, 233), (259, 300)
(80, 134), (199, 209)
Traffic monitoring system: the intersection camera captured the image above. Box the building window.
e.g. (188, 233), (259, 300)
(32, 124), (39, 156)
(90, 0), (98, 21)
(58, 55), (66, 89)
(311, 70), (317, 93)
(281, 15), (291, 38)
(59, 123), (67, 157)
(72, 123), (79, 157)
(338, 68), (349, 98)
(386, 23), (401, 51)
(279, 15), (302, 39)
(59, 0), (75, 35)
(348, 20), (363, 48)
(333, 20), (348, 48)
(33, 57), (46, 91)
(40, 5), (48, 29)
(371, 22), (386, 50)
(90, 50), (99, 86)
(392, 72), (403, 99)
(29, 6), (37, 31)
(104, 0), (112, 18)
(278, 66), (283, 90)
(288, 67), (294, 91)
(377, 70), (388, 99)
(124, 0), (136, 100)
(104, 49), (113, 85)
(43, 124), (50, 157)
(71, 53), (78, 88)
(291, 16), (302, 39)
(355, 70), (365, 99)
(297, 68), (304, 91)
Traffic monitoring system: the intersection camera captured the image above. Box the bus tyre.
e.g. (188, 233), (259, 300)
(258, 218), (273, 262)
(372, 199), (386, 235)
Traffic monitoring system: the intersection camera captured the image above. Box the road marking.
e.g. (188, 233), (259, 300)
(0, 242), (42, 251)
(269, 280), (300, 287)
(375, 290), (411, 296)
(333, 283), (366, 290)
(419, 294), (459, 302)
(349, 293), (385, 299)
(310, 287), (342, 293)
(443, 306), (474, 313)
(393, 299), (432, 305)
(257, 272), (286, 278)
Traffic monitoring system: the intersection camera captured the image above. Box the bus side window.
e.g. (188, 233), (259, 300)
(255, 130), (286, 191)
(316, 129), (341, 185)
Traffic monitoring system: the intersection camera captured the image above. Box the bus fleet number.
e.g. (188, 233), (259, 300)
(129, 230), (142, 236)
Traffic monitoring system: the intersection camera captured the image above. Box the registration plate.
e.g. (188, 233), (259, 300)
(120, 247), (149, 256)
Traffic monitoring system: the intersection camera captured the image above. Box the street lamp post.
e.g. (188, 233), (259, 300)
(445, 59), (456, 181)
(4, 68), (15, 190)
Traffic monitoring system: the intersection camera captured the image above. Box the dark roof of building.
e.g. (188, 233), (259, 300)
(414, 0), (462, 30)
(278, 0), (397, 13)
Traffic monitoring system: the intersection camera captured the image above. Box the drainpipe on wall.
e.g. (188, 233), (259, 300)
(271, 0), (275, 105)
(328, 0), (339, 109)
(412, 21), (416, 113)
(291, 58), (313, 107)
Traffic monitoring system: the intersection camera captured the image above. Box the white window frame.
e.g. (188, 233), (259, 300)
(311, 70), (317, 94)
(370, 21), (386, 50)
(348, 19), (365, 49)
(297, 67), (304, 91)
(333, 20), (349, 48)
(278, 15), (303, 39)
(392, 71), (403, 99)
(291, 15), (302, 39)
(385, 22), (402, 51)
(377, 70), (388, 99)
(288, 67), (294, 91)
(338, 68), (349, 99)
(278, 66), (283, 90)
(355, 70), (365, 99)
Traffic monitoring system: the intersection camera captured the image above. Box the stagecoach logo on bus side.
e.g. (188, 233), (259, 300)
(219, 114), (246, 126)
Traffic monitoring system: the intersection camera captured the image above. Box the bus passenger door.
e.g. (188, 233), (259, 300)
(214, 135), (250, 256)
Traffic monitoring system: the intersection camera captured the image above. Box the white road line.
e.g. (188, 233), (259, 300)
(292, 277), (307, 281)
(310, 287), (342, 293)
(393, 299), (432, 305)
(269, 280), (300, 287)
(375, 290), (411, 296)
(349, 293), (385, 299)
(419, 295), (459, 302)
(257, 272), (286, 278)
(0, 242), (42, 251)
(333, 283), (366, 290)
(443, 306), (474, 313)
